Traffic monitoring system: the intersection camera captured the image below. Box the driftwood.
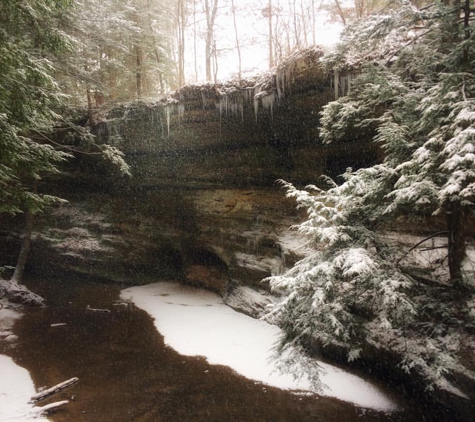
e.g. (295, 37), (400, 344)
(31, 400), (69, 415)
(30, 377), (79, 403)
(86, 305), (111, 313)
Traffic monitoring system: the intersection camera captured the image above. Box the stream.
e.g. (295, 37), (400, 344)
(4, 275), (435, 422)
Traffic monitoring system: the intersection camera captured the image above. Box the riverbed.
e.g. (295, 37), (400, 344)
(2, 275), (434, 421)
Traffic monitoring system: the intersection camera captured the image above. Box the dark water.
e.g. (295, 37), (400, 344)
(6, 276), (429, 422)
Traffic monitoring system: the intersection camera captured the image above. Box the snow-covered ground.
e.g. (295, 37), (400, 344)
(121, 281), (398, 411)
(0, 300), (49, 422)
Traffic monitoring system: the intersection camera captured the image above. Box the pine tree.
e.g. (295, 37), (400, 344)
(0, 0), (131, 304)
(0, 0), (74, 216)
(265, 1), (475, 392)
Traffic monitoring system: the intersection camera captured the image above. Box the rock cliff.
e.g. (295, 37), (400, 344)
(2, 47), (378, 294)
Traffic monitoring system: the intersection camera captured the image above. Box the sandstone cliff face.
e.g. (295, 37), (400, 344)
(4, 48), (377, 293)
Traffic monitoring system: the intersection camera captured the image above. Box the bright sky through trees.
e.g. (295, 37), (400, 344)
(182, 0), (344, 82)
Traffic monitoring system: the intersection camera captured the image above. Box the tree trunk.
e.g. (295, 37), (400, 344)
(268, 0), (274, 69)
(205, 0), (219, 82)
(193, 0), (198, 82)
(10, 179), (39, 284)
(213, 40), (218, 84)
(230, 0), (242, 81)
(3, 178), (45, 306)
(10, 209), (35, 284)
(135, 42), (143, 98)
(176, 0), (186, 87)
(311, 0), (316, 45)
(446, 200), (467, 288)
(86, 86), (94, 123)
(333, 0), (347, 26)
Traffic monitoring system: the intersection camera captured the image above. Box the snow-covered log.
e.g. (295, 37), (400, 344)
(31, 400), (69, 415)
(0, 278), (45, 307)
(30, 377), (79, 403)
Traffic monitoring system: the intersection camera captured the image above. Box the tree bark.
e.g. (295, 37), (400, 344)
(230, 0), (242, 81)
(446, 200), (467, 288)
(177, 0), (186, 87)
(193, 0), (198, 82)
(86, 86), (94, 123)
(135, 42), (143, 98)
(205, 0), (219, 82)
(268, 0), (274, 69)
(333, 0), (347, 26)
(10, 180), (38, 284)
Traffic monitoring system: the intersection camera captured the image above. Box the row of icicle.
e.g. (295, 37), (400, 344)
(144, 67), (354, 136)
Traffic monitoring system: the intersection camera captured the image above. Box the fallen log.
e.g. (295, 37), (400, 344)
(86, 305), (111, 313)
(30, 377), (79, 403)
(31, 400), (69, 415)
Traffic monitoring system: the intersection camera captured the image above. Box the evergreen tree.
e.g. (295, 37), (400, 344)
(266, 1), (475, 392)
(0, 0), (74, 216)
(0, 0), (131, 303)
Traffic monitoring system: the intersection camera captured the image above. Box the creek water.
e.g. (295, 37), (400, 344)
(5, 275), (433, 422)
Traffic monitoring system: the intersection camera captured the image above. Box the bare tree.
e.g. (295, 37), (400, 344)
(333, 0), (347, 25)
(193, 0), (199, 81)
(262, 0), (275, 69)
(230, 0), (242, 81)
(204, 0), (219, 81)
(176, 0), (187, 87)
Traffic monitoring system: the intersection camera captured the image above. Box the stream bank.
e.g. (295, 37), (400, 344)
(0, 275), (449, 422)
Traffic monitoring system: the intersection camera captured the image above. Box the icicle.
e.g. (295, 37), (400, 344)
(276, 69), (286, 99)
(201, 91), (206, 109)
(276, 69), (282, 99)
(229, 102), (238, 117)
(239, 103), (244, 123)
(178, 104), (185, 123)
(244, 88), (253, 103)
(262, 93), (275, 121)
(253, 98), (259, 123)
(165, 105), (171, 136)
(216, 99), (224, 119)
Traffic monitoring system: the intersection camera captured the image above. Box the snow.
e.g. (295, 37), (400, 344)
(224, 285), (275, 318)
(0, 301), (50, 421)
(235, 252), (283, 276)
(121, 281), (398, 411)
(0, 354), (49, 422)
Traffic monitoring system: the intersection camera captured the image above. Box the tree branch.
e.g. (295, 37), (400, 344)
(396, 231), (449, 265)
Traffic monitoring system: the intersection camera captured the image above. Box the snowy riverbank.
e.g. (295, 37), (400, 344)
(121, 281), (398, 411)
(0, 300), (49, 422)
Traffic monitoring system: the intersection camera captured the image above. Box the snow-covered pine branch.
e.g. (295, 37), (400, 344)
(265, 1), (475, 395)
